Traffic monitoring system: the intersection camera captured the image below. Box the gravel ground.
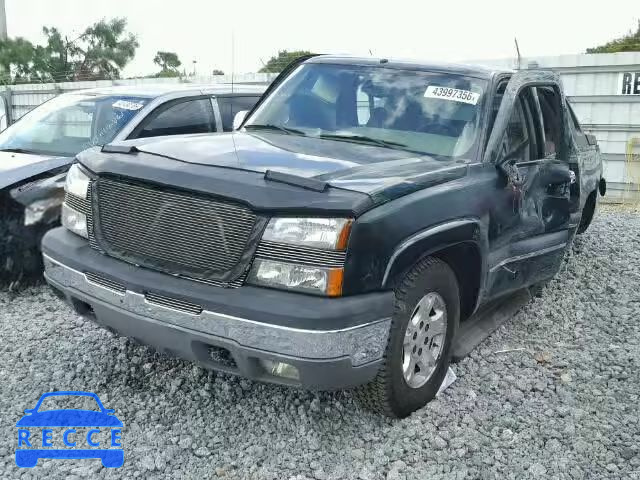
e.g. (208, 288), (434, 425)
(1, 207), (639, 480)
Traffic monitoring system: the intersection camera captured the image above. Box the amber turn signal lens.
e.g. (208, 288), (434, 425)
(335, 220), (353, 251)
(326, 268), (344, 297)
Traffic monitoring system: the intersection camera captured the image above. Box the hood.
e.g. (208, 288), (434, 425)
(16, 409), (123, 427)
(129, 131), (468, 196)
(0, 151), (73, 190)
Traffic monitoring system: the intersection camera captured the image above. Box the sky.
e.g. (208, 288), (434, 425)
(5, 0), (639, 77)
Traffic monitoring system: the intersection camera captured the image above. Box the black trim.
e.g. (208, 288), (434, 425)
(264, 170), (328, 192)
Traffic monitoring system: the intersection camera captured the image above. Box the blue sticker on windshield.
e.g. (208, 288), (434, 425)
(15, 391), (123, 468)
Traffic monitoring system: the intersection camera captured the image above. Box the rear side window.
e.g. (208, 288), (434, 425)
(218, 96), (259, 131)
(566, 102), (582, 134)
(136, 98), (215, 138)
(503, 98), (531, 164)
(536, 87), (562, 156)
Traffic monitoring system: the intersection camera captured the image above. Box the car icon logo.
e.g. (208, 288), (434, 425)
(15, 391), (123, 468)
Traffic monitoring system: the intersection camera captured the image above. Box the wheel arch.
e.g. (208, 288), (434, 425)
(382, 219), (486, 322)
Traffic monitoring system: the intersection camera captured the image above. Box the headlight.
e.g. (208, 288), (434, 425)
(61, 203), (88, 238)
(247, 258), (343, 296)
(262, 218), (352, 250)
(64, 164), (90, 199)
(62, 164), (90, 238)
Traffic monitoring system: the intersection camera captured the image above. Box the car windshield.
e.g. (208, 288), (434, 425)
(0, 93), (150, 157)
(36, 395), (101, 412)
(246, 63), (487, 160)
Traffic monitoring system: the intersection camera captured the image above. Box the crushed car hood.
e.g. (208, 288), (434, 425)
(0, 151), (72, 190)
(128, 131), (468, 197)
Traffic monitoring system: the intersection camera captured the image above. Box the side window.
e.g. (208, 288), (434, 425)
(136, 98), (215, 139)
(536, 87), (562, 156)
(218, 96), (259, 131)
(566, 102), (582, 134)
(502, 97), (531, 164)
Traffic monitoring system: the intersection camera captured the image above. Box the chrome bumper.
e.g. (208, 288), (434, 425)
(43, 255), (391, 367)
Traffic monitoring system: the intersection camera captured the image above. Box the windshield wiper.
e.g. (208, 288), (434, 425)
(244, 124), (306, 136)
(318, 133), (410, 150)
(0, 147), (38, 154)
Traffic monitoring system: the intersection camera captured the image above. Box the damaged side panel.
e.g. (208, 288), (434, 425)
(9, 172), (67, 226)
(351, 70), (578, 309)
(1, 170), (67, 287)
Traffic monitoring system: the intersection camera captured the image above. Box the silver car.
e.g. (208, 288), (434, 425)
(0, 83), (266, 287)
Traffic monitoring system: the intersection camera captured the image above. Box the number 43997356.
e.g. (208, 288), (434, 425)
(424, 86), (480, 105)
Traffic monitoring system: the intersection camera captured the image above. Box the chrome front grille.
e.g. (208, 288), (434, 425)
(64, 192), (90, 214)
(92, 178), (257, 284)
(144, 292), (203, 315)
(254, 241), (347, 268)
(84, 272), (125, 294)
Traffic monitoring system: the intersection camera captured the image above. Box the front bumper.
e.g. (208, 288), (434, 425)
(42, 228), (394, 389)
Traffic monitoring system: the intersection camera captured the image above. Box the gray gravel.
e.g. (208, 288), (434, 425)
(1, 207), (639, 479)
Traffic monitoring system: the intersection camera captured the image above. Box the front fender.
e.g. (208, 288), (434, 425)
(382, 219), (486, 287)
(9, 172), (67, 226)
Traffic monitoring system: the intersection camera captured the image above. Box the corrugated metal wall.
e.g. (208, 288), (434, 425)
(473, 52), (640, 202)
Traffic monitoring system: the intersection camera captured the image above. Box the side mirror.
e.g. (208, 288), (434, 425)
(233, 111), (248, 131)
(24, 409), (35, 414)
(585, 133), (597, 146)
(104, 409), (115, 415)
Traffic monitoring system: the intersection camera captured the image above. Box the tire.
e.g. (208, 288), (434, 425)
(355, 256), (460, 418)
(577, 191), (597, 235)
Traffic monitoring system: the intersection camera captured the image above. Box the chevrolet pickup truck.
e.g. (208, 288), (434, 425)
(42, 56), (605, 417)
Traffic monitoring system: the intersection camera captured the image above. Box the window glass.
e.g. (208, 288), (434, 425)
(566, 102), (582, 134)
(218, 96), (260, 131)
(503, 98), (530, 163)
(247, 63), (487, 160)
(537, 87), (562, 156)
(0, 94), (149, 156)
(138, 98), (215, 138)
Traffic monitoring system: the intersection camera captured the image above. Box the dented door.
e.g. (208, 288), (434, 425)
(484, 70), (572, 299)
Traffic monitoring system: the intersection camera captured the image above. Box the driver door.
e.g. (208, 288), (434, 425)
(484, 70), (572, 299)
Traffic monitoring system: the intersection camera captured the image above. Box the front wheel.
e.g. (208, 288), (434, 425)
(355, 257), (459, 418)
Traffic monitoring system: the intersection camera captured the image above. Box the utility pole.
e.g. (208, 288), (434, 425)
(0, 0), (7, 41)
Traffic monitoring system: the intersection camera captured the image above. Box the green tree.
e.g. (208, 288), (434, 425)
(259, 50), (314, 73)
(212, 68), (224, 75)
(69, 18), (139, 80)
(0, 18), (138, 84)
(0, 37), (37, 83)
(587, 21), (640, 53)
(154, 51), (181, 73)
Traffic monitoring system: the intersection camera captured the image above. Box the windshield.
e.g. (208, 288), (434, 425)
(246, 63), (487, 160)
(0, 93), (150, 157)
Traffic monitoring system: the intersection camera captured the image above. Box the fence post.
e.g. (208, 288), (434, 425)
(0, 87), (12, 128)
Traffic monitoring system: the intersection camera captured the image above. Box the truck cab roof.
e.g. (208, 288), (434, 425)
(306, 55), (512, 80)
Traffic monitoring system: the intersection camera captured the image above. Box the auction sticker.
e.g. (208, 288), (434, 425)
(424, 86), (480, 105)
(112, 100), (144, 111)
